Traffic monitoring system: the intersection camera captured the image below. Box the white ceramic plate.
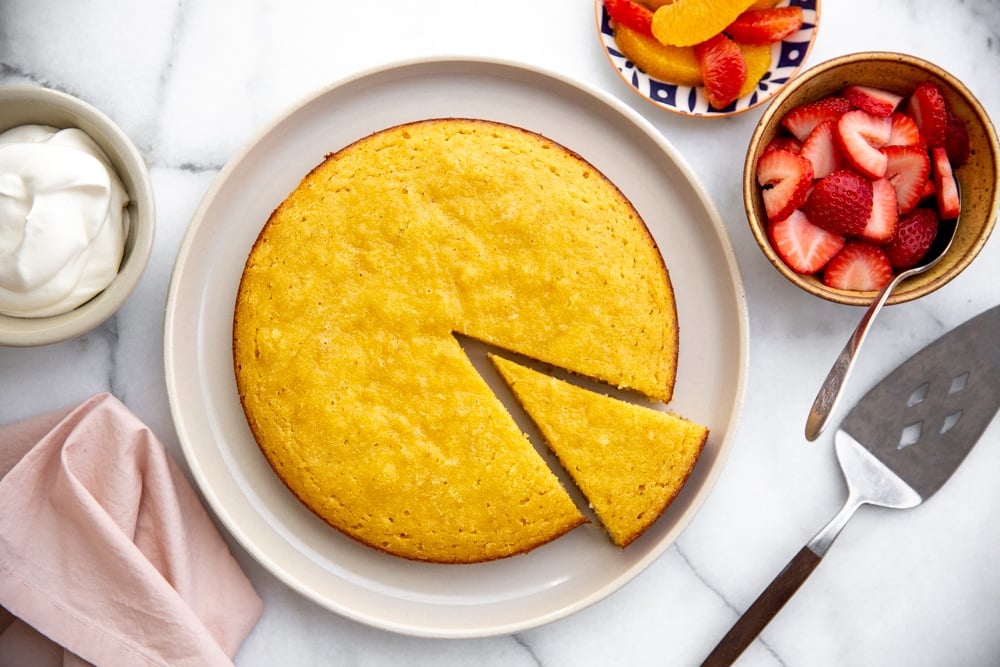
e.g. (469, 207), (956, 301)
(596, 0), (821, 117)
(164, 57), (748, 638)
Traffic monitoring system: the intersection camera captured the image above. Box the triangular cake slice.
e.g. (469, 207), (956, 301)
(491, 354), (708, 547)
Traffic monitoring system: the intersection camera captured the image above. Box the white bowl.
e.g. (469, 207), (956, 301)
(0, 86), (155, 346)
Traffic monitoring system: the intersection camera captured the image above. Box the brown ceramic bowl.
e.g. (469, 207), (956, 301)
(744, 52), (999, 306)
(0, 86), (154, 346)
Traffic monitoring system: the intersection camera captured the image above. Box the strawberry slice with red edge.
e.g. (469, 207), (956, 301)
(781, 96), (851, 142)
(764, 135), (803, 154)
(843, 85), (903, 117)
(883, 144), (931, 214)
(605, 0), (654, 38)
(884, 207), (940, 270)
(767, 209), (845, 274)
(835, 109), (891, 179)
(756, 148), (813, 222)
(823, 241), (894, 291)
(724, 6), (804, 45)
(931, 145), (961, 219)
(801, 119), (843, 179)
(694, 33), (747, 110)
(943, 110), (971, 166)
(801, 168), (873, 236)
(858, 178), (898, 243)
(886, 112), (926, 150)
(906, 81), (949, 148)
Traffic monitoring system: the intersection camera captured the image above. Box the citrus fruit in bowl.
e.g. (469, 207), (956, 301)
(595, 0), (820, 117)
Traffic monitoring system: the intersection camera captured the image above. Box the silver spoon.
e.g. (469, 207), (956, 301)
(804, 186), (960, 441)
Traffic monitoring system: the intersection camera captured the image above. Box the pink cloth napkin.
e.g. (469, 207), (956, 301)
(0, 393), (263, 667)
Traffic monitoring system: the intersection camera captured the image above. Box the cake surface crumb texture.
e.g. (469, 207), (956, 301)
(234, 118), (680, 563)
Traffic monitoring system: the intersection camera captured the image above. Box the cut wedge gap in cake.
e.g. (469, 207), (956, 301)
(453, 333), (598, 523)
(454, 332), (709, 548)
(452, 332), (668, 407)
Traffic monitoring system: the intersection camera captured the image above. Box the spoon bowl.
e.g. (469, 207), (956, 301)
(805, 188), (960, 440)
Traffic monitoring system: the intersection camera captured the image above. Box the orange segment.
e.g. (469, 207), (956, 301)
(747, 0), (780, 8)
(738, 42), (772, 98)
(651, 0), (757, 47)
(614, 24), (702, 87)
(638, 0), (676, 7)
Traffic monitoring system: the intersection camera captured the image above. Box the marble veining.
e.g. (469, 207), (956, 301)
(2, 1), (1000, 665)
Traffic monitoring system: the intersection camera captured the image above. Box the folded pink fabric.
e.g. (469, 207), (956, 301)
(0, 393), (263, 667)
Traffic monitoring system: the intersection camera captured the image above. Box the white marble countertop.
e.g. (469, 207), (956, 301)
(2, 1), (1000, 665)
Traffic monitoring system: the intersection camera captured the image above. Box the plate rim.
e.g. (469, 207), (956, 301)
(163, 54), (749, 638)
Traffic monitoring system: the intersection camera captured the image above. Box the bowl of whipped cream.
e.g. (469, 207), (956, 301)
(0, 86), (154, 346)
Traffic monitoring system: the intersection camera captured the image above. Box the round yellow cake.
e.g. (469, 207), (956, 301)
(233, 118), (681, 563)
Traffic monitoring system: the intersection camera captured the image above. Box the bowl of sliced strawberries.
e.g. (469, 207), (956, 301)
(745, 51), (1000, 305)
(596, 0), (820, 116)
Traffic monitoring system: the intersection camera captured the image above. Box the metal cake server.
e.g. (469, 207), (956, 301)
(702, 303), (1000, 667)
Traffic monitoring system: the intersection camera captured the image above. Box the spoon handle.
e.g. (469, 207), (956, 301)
(804, 271), (907, 441)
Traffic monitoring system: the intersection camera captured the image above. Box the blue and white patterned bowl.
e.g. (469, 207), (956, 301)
(596, 0), (820, 117)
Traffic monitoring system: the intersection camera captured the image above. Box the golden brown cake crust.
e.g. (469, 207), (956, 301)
(233, 118), (677, 563)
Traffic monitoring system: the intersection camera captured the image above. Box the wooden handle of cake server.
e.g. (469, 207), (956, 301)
(700, 545), (822, 667)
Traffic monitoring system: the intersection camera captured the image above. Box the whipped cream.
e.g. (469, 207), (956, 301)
(0, 124), (130, 318)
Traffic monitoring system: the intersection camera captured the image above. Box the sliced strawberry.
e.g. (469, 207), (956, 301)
(764, 134), (803, 154)
(884, 207), (939, 270)
(943, 110), (971, 167)
(767, 209), (845, 274)
(756, 148), (814, 221)
(724, 6), (804, 44)
(694, 33), (747, 110)
(919, 177), (936, 202)
(781, 96), (851, 142)
(823, 241), (894, 292)
(883, 145), (931, 214)
(801, 119), (843, 179)
(859, 178), (899, 243)
(843, 85), (904, 117)
(931, 145), (961, 219)
(886, 112), (926, 149)
(906, 81), (949, 148)
(605, 0), (654, 38)
(835, 110), (892, 179)
(801, 168), (873, 236)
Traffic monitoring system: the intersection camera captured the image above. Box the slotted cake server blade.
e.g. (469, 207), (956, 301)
(702, 303), (1000, 667)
